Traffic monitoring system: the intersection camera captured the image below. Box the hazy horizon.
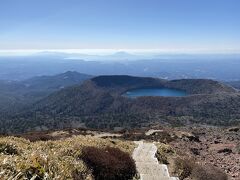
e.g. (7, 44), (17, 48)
(0, 49), (240, 57)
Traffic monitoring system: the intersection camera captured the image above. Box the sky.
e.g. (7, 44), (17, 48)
(0, 0), (240, 54)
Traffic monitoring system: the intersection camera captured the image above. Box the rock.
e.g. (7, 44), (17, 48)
(190, 148), (200, 155)
(217, 148), (232, 154)
(228, 127), (240, 132)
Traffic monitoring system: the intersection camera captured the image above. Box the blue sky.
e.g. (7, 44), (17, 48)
(0, 0), (240, 53)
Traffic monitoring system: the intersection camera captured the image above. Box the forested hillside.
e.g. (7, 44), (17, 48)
(1, 75), (239, 134)
(0, 71), (92, 114)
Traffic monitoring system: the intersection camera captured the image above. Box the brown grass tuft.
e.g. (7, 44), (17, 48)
(191, 163), (228, 180)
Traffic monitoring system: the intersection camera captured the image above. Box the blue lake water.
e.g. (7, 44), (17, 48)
(123, 88), (187, 98)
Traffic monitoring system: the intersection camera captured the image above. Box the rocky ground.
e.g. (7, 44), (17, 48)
(117, 125), (239, 179)
(169, 126), (240, 179)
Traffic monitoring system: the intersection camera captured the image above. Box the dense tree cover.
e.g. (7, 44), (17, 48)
(0, 71), (92, 114)
(1, 75), (239, 134)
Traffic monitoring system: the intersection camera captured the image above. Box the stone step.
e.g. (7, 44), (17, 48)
(134, 158), (159, 163)
(133, 141), (179, 180)
(136, 164), (169, 176)
(140, 174), (179, 180)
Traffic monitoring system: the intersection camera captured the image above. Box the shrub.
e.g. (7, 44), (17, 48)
(191, 164), (228, 180)
(173, 157), (194, 180)
(0, 143), (18, 155)
(156, 152), (168, 164)
(173, 157), (228, 180)
(156, 143), (175, 164)
(81, 146), (136, 180)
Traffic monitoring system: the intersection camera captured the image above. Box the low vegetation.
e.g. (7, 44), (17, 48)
(190, 164), (228, 180)
(0, 143), (19, 155)
(0, 135), (135, 179)
(155, 143), (175, 164)
(155, 142), (228, 180)
(172, 157), (228, 180)
(81, 146), (136, 180)
(173, 157), (193, 179)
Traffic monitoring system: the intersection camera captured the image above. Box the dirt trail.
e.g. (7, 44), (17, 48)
(133, 141), (179, 180)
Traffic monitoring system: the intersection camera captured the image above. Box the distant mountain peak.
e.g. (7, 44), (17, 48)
(63, 71), (79, 75)
(113, 51), (133, 55)
(111, 51), (136, 58)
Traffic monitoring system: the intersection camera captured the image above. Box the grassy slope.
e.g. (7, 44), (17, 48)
(0, 135), (135, 179)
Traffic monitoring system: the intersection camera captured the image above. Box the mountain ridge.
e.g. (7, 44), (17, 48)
(0, 71), (92, 114)
(2, 75), (239, 133)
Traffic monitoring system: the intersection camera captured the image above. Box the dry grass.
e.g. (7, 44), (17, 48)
(155, 143), (176, 164)
(0, 135), (135, 179)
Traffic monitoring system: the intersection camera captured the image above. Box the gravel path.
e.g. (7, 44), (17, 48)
(133, 141), (179, 180)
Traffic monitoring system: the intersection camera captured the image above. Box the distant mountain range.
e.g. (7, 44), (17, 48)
(0, 71), (92, 113)
(1, 53), (240, 81)
(20, 51), (240, 61)
(2, 75), (239, 134)
(64, 51), (146, 61)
